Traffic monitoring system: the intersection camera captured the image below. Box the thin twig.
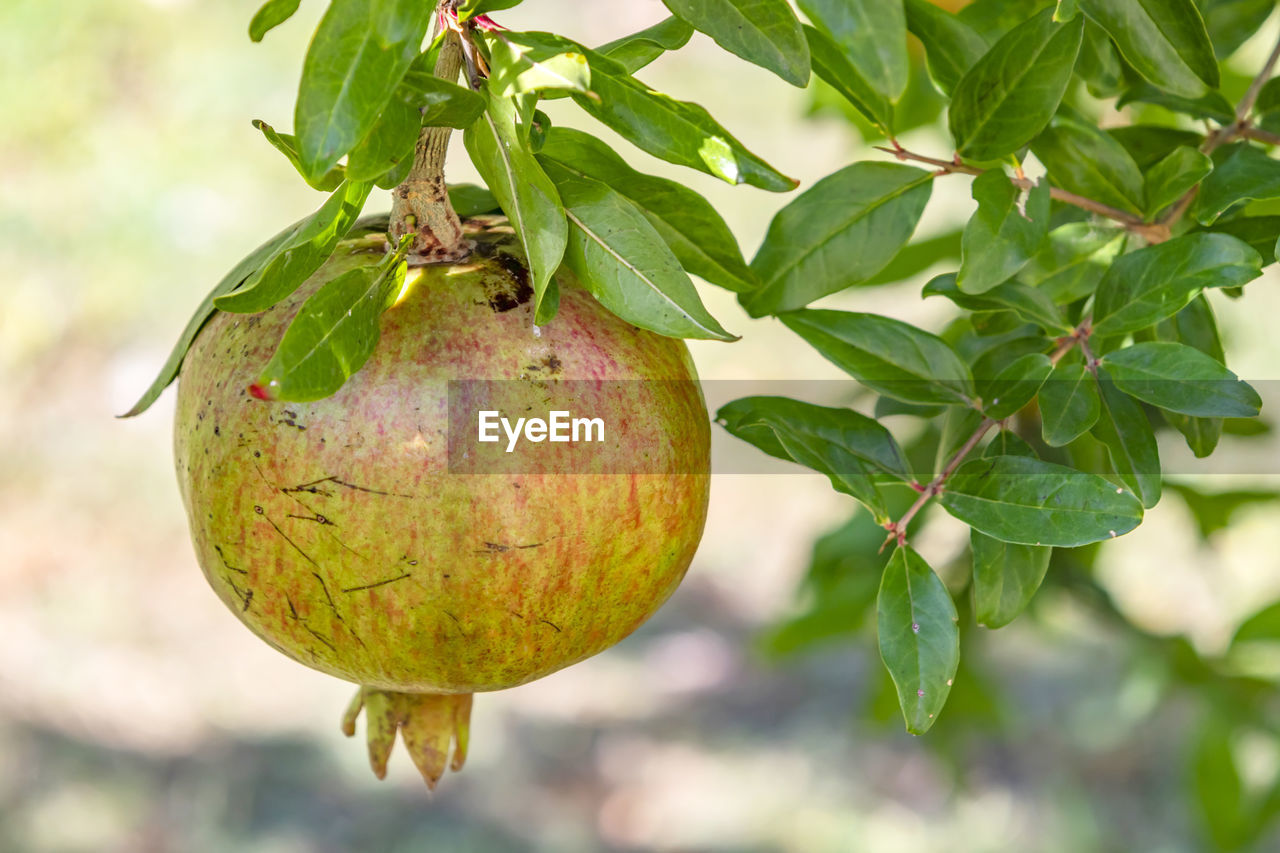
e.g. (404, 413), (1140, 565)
(1242, 126), (1280, 146)
(884, 417), (997, 548)
(877, 144), (1146, 228)
(1235, 34), (1280, 125)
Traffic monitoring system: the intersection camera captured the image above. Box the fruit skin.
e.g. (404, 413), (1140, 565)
(173, 217), (711, 695)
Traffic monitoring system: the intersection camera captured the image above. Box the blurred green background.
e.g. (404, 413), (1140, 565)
(6, 0), (1280, 850)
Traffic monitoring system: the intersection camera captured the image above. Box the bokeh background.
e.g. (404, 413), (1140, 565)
(7, 0), (1280, 850)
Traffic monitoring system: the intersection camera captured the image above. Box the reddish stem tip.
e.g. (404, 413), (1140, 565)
(248, 383), (272, 401)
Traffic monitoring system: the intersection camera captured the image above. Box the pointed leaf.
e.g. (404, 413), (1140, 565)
(780, 309), (975, 405)
(971, 531), (1052, 629)
(448, 183), (500, 216)
(1091, 233), (1262, 337)
(941, 454), (1144, 546)
(978, 353), (1053, 419)
(745, 163), (932, 315)
(346, 65), (484, 183)
(1194, 216), (1280, 266)
(1100, 342), (1260, 417)
(596, 17), (694, 74)
(569, 45), (795, 191)
(540, 159), (734, 341)
(923, 273), (1069, 334)
(1030, 118), (1146, 216)
(804, 25), (893, 133)
(1092, 371), (1162, 508)
(1017, 222), (1125, 304)
(661, 0), (809, 87)
(904, 0), (990, 97)
(253, 119), (346, 191)
(716, 396), (912, 519)
(253, 251), (407, 402)
(1076, 0), (1218, 98)
(464, 91), (567, 321)
(294, 0), (434, 182)
(537, 128), (755, 293)
(249, 0), (301, 43)
(1155, 295), (1225, 456)
(799, 0), (909, 102)
(948, 10), (1083, 161)
(1193, 143), (1280, 225)
(1040, 360), (1101, 446)
(877, 547), (959, 735)
(1142, 146), (1212, 217)
(957, 172), (1051, 294)
(1076, 19), (1126, 97)
(119, 217), (322, 417)
(487, 30), (592, 97)
(214, 180), (373, 314)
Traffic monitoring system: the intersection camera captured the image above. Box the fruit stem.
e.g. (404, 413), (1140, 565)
(389, 7), (471, 266)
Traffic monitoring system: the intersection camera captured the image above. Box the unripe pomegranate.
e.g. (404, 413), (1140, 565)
(174, 217), (711, 787)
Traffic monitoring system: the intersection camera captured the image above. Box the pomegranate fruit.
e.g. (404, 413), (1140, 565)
(174, 216), (711, 787)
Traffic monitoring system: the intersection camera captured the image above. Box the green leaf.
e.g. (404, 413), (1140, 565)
(941, 454), (1144, 546)
(865, 229), (964, 287)
(779, 309), (976, 405)
(568, 45), (795, 191)
(1117, 79), (1235, 122)
(799, 0), (909, 102)
(1100, 342), (1260, 417)
(487, 30), (592, 97)
(596, 16), (694, 74)
(540, 158), (735, 341)
(448, 183), (500, 216)
(249, 0), (301, 43)
(1040, 359), (1101, 446)
(1191, 719), (1252, 851)
(745, 163), (932, 315)
(1157, 296), (1226, 455)
(253, 119), (345, 191)
(957, 172), (1051, 294)
(1030, 118), (1146, 216)
(1193, 143), (1280, 225)
(924, 273), (1068, 333)
(1195, 216), (1280, 265)
(294, 0), (433, 183)
(1017, 222), (1125, 303)
(877, 546), (960, 735)
(1233, 600), (1280, 646)
(346, 64), (484, 183)
(1092, 371), (1162, 508)
(456, 0), (522, 20)
(716, 396), (911, 519)
(1076, 20), (1126, 98)
(661, 0), (809, 87)
(804, 25), (893, 133)
(971, 531), (1052, 629)
(464, 91), (567, 322)
(978, 353), (1053, 419)
(1171, 482), (1280, 540)
(1077, 0), (1218, 98)
(1090, 233), (1263, 337)
(1144, 146), (1213, 217)
(904, 0), (990, 97)
(537, 128), (755, 293)
(1201, 0), (1277, 58)
(119, 217), (322, 417)
(948, 10), (1083, 161)
(253, 247), (408, 402)
(214, 180), (373, 314)
(1109, 125), (1206, 169)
